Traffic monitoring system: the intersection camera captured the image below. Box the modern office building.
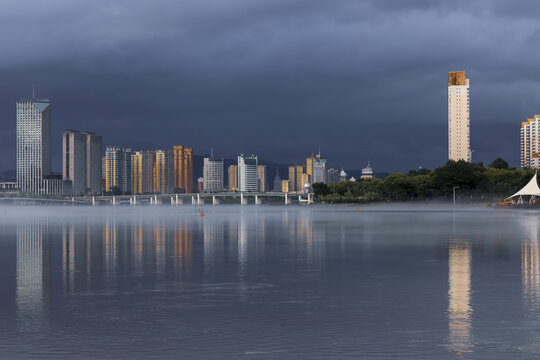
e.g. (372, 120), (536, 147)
(257, 165), (267, 192)
(62, 131), (86, 195)
(203, 157), (224, 192)
(228, 165), (238, 191)
(131, 150), (155, 194)
(154, 150), (174, 194)
(238, 154), (258, 192)
(86, 133), (102, 194)
(173, 145), (193, 193)
(312, 153), (327, 184)
(105, 147), (131, 193)
(16, 98), (52, 194)
(62, 130), (102, 195)
(327, 168), (340, 184)
(273, 169), (281, 192)
(521, 115), (540, 168)
(448, 71), (471, 162)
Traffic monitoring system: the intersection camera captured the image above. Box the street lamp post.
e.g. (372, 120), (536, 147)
(453, 186), (459, 206)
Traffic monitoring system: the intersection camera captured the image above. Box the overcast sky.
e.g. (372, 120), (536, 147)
(1, 0), (539, 173)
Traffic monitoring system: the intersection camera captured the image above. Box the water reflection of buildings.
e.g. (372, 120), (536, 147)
(16, 220), (54, 328)
(521, 217), (540, 307)
(288, 211), (325, 268)
(448, 239), (473, 355)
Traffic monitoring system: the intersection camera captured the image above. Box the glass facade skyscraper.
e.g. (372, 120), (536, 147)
(16, 99), (52, 194)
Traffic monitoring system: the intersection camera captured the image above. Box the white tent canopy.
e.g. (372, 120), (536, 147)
(507, 173), (540, 199)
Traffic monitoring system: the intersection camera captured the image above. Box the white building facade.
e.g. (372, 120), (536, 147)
(448, 71), (471, 162)
(521, 115), (540, 168)
(16, 99), (52, 194)
(203, 158), (224, 192)
(238, 154), (258, 192)
(312, 154), (327, 184)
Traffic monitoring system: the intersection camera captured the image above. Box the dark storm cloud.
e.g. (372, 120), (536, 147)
(1, 0), (539, 173)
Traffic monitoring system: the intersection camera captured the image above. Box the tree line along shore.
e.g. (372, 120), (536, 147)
(312, 159), (534, 203)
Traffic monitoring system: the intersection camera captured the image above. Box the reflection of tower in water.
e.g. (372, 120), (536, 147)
(521, 217), (540, 307)
(448, 240), (473, 354)
(16, 220), (53, 328)
(173, 220), (192, 278)
(287, 211), (325, 268)
(203, 217), (224, 274)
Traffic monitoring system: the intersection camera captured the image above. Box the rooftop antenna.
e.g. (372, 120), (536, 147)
(211, 147), (214, 158)
(32, 84), (35, 99)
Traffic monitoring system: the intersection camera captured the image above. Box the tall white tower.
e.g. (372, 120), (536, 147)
(448, 71), (471, 162)
(237, 154), (258, 192)
(16, 99), (52, 194)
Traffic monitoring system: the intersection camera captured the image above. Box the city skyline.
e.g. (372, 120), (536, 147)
(2, 1), (540, 173)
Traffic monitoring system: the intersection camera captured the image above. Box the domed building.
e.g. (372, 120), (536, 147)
(360, 162), (374, 180)
(349, 176), (356, 182)
(339, 170), (348, 182)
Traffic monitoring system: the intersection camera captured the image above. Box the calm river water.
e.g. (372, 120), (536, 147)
(0, 204), (539, 359)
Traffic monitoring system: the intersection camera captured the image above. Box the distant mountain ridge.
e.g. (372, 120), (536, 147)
(0, 169), (15, 182)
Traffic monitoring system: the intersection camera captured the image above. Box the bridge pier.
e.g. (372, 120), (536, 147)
(92, 196), (95, 206)
(284, 193), (290, 205)
(213, 195), (219, 205)
(307, 193), (312, 204)
(197, 193), (204, 205)
(255, 195), (261, 205)
(192, 196), (196, 205)
(112, 196), (116, 206)
(240, 192), (247, 205)
(154, 195), (159, 205)
(133, 195), (137, 205)
(175, 194), (179, 205)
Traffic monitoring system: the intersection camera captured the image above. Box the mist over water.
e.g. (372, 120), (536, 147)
(0, 204), (538, 359)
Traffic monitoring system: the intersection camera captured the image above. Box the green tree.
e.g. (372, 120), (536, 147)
(312, 183), (330, 198)
(488, 158), (509, 169)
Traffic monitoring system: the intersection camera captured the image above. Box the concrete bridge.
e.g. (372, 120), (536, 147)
(68, 192), (313, 206)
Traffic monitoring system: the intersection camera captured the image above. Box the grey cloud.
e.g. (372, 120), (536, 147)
(0, 0), (538, 173)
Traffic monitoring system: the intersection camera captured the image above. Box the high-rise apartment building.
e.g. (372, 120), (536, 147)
(257, 165), (267, 192)
(281, 180), (290, 193)
(173, 146), (193, 193)
(16, 99), (52, 194)
(62, 130), (102, 195)
(521, 115), (540, 168)
(105, 147), (131, 193)
(154, 150), (174, 194)
(131, 150), (155, 194)
(295, 165), (304, 191)
(203, 157), (224, 192)
(228, 165), (238, 191)
(238, 154), (258, 192)
(288, 166), (297, 192)
(448, 71), (471, 162)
